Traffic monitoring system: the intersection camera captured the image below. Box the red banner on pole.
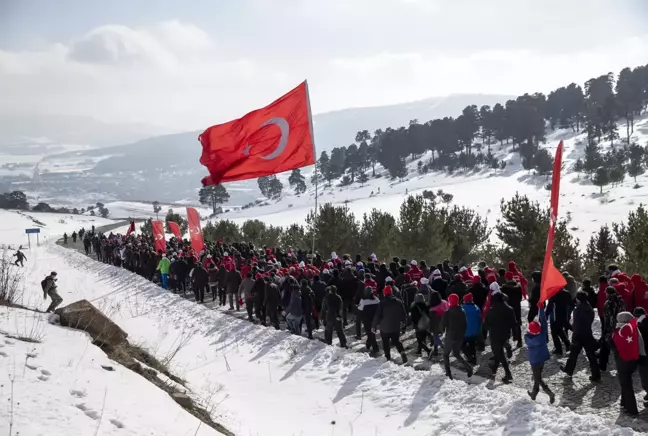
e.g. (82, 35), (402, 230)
(125, 220), (135, 237)
(186, 207), (205, 254)
(539, 141), (567, 304)
(152, 220), (166, 254)
(168, 221), (182, 239)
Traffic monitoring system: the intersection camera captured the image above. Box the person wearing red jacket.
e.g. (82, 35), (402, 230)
(597, 275), (608, 320)
(240, 259), (252, 280)
(631, 274), (648, 312)
(409, 260), (423, 282)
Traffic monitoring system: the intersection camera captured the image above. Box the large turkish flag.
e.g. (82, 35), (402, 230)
(152, 220), (166, 254)
(199, 81), (316, 186)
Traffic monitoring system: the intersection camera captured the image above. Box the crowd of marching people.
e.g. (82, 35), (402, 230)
(68, 225), (648, 416)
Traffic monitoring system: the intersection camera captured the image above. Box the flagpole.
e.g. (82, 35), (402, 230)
(305, 80), (318, 256)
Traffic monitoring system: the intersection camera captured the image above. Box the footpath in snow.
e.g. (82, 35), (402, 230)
(6, 236), (642, 436)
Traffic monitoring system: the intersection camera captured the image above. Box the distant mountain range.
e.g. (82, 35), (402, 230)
(0, 94), (513, 205)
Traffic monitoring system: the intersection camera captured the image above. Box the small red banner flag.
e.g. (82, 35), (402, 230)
(152, 220), (166, 254)
(199, 81), (316, 186)
(168, 221), (182, 239)
(539, 141), (568, 304)
(186, 207), (205, 254)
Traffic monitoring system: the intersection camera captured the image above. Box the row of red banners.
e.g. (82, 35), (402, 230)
(142, 207), (205, 255)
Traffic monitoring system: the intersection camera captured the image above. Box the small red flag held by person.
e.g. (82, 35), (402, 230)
(199, 81), (316, 186)
(186, 207), (205, 254)
(125, 220), (135, 237)
(168, 221), (182, 240)
(539, 141), (567, 304)
(613, 317), (640, 362)
(151, 220), (166, 254)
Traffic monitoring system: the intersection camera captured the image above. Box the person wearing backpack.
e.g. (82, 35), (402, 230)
(461, 293), (481, 365)
(410, 293), (432, 356)
(611, 311), (645, 416)
(42, 272), (63, 313)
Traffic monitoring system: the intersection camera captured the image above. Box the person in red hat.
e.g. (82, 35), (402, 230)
(502, 271), (523, 348)
(461, 293), (481, 365)
(440, 293), (473, 379)
(525, 303), (554, 403)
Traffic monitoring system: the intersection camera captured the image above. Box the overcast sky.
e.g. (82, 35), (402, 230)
(1, 0), (647, 131)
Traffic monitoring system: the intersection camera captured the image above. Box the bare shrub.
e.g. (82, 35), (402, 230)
(0, 250), (24, 304)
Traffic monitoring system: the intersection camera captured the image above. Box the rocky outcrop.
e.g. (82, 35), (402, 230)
(56, 299), (128, 347)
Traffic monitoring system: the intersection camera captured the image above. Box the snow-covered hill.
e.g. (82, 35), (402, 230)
(0, 93), (512, 205)
(217, 116), (648, 250)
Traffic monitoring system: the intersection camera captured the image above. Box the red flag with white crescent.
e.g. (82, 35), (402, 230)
(168, 221), (182, 239)
(539, 141), (567, 304)
(199, 81), (316, 186)
(125, 220), (135, 237)
(612, 317), (640, 361)
(152, 220), (166, 253)
(186, 207), (205, 254)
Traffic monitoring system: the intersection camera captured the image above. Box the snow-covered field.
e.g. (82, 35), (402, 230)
(0, 209), (115, 248)
(98, 200), (211, 220)
(0, 211), (641, 435)
(0, 306), (224, 436)
(214, 116), (648, 249)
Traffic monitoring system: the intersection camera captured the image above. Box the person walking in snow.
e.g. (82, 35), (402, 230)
(83, 235), (91, 255)
(525, 303), (555, 403)
(13, 249), (26, 267)
(226, 265), (242, 311)
(485, 292), (515, 383)
(63, 233), (68, 244)
(560, 291), (601, 382)
(264, 281), (281, 329)
(599, 286), (626, 372)
(441, 294), (473, 379)
(285, 282), (304, 335)
(358, 287), (380, 354)
(374, 285), (407, 363)
(71, 231), (77, 243)
(192, 261), (209, 303)
(156, 254), (171, 289)
(321, 285), (347, 347)
(410, 293), (432, 356)
(546, 286), (572, 355)
(461, 293), (481, 365)
(42, 271), (63, 313)
(611, 311), (644, 416)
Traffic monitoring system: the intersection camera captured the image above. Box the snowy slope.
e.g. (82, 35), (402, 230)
(0, 306), (224, 436)
(100, 200), (212, 220)
(0, 209), (115, 248)
(8, 237), (640, 436)
(217, 116), (648, 249)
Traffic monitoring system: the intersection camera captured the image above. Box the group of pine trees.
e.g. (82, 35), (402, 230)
(0, 190), (108, 216)
(198, 189), (648, 280)
(312, 64), (648, 185)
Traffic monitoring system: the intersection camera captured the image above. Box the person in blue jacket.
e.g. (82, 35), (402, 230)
(525, 302), (555, 403)
(462, 293), (481, 365)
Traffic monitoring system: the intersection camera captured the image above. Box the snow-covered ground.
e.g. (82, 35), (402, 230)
(214, 116), (648, 249)
(0, 209), (640, 435)
(0, 306), (224, 436)
(98, 200), (211, 220)
(0, 209), (115, 248)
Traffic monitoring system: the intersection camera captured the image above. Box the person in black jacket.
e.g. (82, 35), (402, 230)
(546, 287), (572, 355)
(192, 262), (209, 303)
(501, 272), (523, 347)
(561, 291), (601, 381)
(441, 294), (473, 379)
(581, 279), (597, 311)
(300, 279), (316, 339)
(251, 275), (266, 324)
(373, 286), (407, 363)
(217, 265), (228, 306)
(358, 287), (380, 354)
(340, 267), (358, 327)
(226, 267), (242, 310)
(208, 264), (219, 301)
(527, 271), (541, 322)
(175, 256), (189, 294)
(485, 292), (516, 383)
(410, 293), (432, 356)
(264, 281), (281, 329)
(321, 285), (347, 347)
(312, 275), (326, 329)
(429, 270), (448, 299)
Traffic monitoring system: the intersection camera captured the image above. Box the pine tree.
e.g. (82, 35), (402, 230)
(241, 219), (267, 244)
(258, 175), (283, 199)
(628, 143), (645, 182)
(443, 205), (490, 264)
(613, 204), (648, 277)
(396, 195), (452, 263)
(152, 201), (162, 219)
(329, 147), (347, 179)
(306, 203), (359, 255)
(316, 151), (331, 186)
(592, 167), (610, 194)
(203, 219), (241, 243)
(390, 157), (407, 180)
(533, 148), (554, 178)
(357, 171), (369, 186)
(584, 225), (619, 280)
(281, 224), (308, 250)
(345, 144), (359, 182)
(358, 209), (397, 260)
(288, 169), (306, 194)
(199, 185), (230, 214)
(583, 142), (603, 178)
